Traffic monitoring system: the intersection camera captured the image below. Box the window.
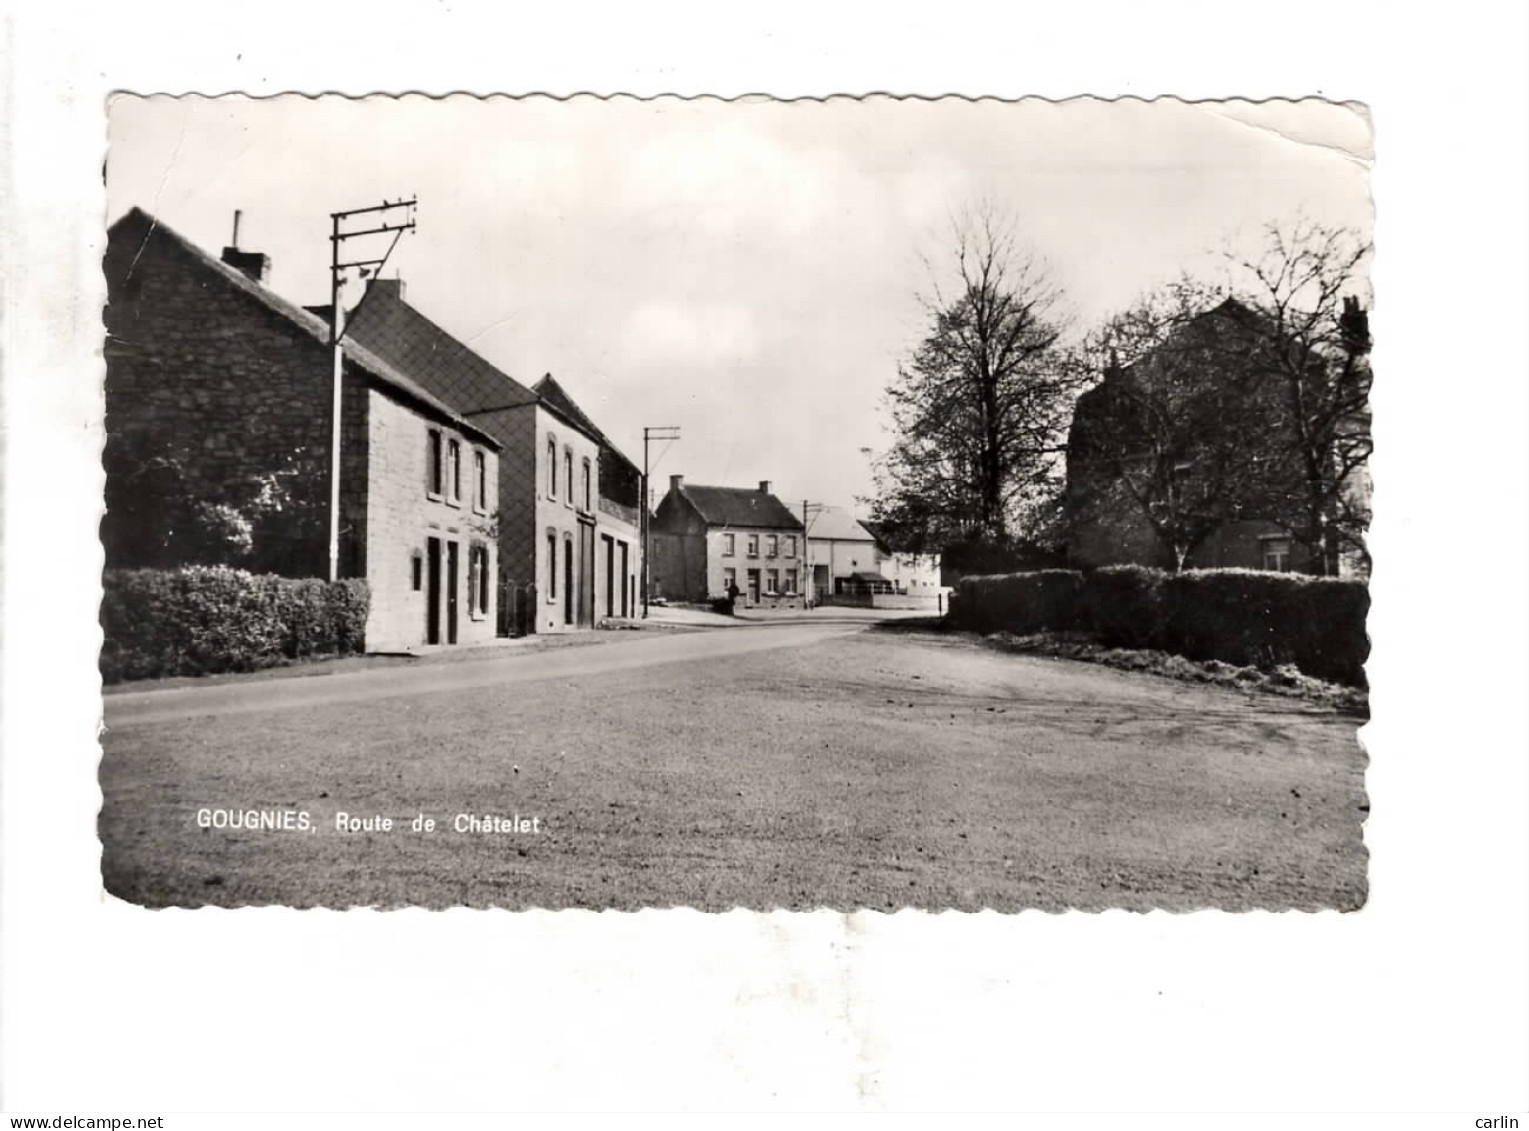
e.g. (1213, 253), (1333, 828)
(746, 534), (759, 557)
(473, 450), (487, 512)
(785, 536), (796, 557)
(581, 458), (592, 511)
(722, 566), (736, 593)
(547, 532), (558, 600)
(547, 438), (557, 498)
(766, 568), (779, 595)
(468, 545), (490, 617)
(446, 439), (461, 503)
(766, 534), (778, 558)
(426, 430), (443, 496)
(564, 449), (573, 505)
(722, 533), (735, 557)
(1261, 537), (1292, 573)
(411, 551), (423, 592)
(784, 569), (796, 594)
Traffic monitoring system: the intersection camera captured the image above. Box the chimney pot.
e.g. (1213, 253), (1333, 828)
(758, 480), (772, 494)
(670, 474), (684, 492)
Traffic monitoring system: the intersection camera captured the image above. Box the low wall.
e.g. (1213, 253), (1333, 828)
(820, 592), (945, 611)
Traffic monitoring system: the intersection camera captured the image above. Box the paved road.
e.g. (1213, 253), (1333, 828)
(103, 621), (865, 726)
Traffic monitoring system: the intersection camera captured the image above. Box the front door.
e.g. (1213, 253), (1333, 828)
(746, 568), (760, 605)
(426, 537), (442, 645)
(580, 522), (596, 626)
(563, 539), (574, 625)
(603, 535), (614, 618)
(446, 540), (459, 644)
(619, 543), (629, 617)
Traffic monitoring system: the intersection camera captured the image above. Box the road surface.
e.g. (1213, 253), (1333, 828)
(99, 622), (1368, 911)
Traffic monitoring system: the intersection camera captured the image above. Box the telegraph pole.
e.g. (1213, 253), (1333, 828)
(325, 197), (417, 581)
(641, 425), (681, 618)
(801, 500), (825, 608)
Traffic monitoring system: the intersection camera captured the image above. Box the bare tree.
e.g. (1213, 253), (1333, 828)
(867, 207), (1080, 551)
(1230, 219), (1373, 575)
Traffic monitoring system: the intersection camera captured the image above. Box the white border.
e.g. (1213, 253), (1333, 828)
(3, 0), (1526, 1116)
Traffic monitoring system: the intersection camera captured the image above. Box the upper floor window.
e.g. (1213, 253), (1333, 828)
(547, 438), (557, 498)
(581, 458), (592, 512)
(766, 534), (778, 558)
(722, 533), (735, 557)
(785, 536), (797, 557)
(446, 439), (461, 503)
(426, 429), (444, 497)
(563, 449), (573, 506)
(473, 450), (487, 512)
(746, 534), (759, 557)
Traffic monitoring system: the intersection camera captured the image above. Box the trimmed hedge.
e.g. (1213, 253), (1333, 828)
(953, 565), (1368, 687)
(101, 567), (369, 683)
(954, 570), (1083, 635)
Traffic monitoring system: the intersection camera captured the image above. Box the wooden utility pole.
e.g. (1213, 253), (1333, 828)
(801, 500), (824, 608)
(641, 425), (681, 618)
(325, 197), (416, 581)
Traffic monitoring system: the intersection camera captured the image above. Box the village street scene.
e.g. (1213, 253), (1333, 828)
(98, 96), (1372, 911)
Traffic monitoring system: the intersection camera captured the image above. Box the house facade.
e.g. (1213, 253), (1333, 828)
(533, 376), (643, 626)
(862, 523), (946, 597)
(650, 477), (806, 609)
(1064, 297), (1370, 577)
(343, 280), (635, 634)
(804, 507), (884, 601)
(103, 208), (501, 653)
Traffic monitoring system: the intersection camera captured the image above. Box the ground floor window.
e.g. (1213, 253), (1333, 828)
(784, 569), (796, 594)
(468, 544), (490, 617)
(722, 566), (736, 595)
(765, 568), (779, 595)
(1261, 536), (1292, 573)
(547, 531), (558, 601)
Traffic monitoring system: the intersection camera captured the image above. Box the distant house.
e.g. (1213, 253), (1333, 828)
(103, 208), (502, 653)
(804, 507), (883, 600)
(649, 477), (806, 609)
(862, 522), (946, 597)
(343, 280), (638, 633)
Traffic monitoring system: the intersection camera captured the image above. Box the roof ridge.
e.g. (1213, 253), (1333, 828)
(108, 207), (502, 448)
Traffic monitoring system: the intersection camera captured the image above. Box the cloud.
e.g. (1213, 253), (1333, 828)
(617, 299), (761, 369)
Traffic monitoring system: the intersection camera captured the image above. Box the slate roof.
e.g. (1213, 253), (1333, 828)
(806, 506), (876, 543)
(677, 484), (804, 531)
(107, 208), (501, 448)
(532, 374), (639, 475)
(859, 521), (928, 555)
(342, 280), (540, 419)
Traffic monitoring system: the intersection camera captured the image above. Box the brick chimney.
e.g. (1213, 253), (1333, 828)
(367, 277), (406, 302)
(219, 209), (269, 284)
(670, 474), (684, 493)
(221, 247), (270, 285)
(758, 480), (772, 494)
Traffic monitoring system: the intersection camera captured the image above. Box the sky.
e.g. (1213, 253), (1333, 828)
(106, 95), (1373, 515)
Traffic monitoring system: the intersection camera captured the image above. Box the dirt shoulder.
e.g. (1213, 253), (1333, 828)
(872, 620), (1368, 716)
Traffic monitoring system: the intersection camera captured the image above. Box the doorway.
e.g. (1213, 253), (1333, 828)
(619, 542), (630, 617)
(446, 540), (459, 645)
(602, 534), (615, 619)
(563, 537), (574, 625)
(426, 537), (442, 645)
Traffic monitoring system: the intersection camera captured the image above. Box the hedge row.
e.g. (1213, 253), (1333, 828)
(101, 567), (369, 683)
(952, 565), (1369, 686)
